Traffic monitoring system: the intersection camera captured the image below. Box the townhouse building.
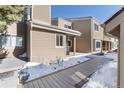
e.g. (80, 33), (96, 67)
(0, 5), (118, 65)
(0, 5), (81, 64)
(51, 18), (75, 55)
(67, 17), (117, 53)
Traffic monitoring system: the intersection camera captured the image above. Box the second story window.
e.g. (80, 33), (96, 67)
(64, 24), (72, 29)
(94, 23), (99, 31)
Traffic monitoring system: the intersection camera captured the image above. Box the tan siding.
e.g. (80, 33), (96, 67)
(92, 20), (104, 40)
(30, 28), (66, 64)
(92, 28), (104, 40)
(72, 19), (91, 52)
(32, 5), (51, 24)
(52, 18), (72, 28)
(58, 18), (72, 27)
(91, 19), (103, 52)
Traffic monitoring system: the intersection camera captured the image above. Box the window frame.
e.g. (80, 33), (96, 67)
(15, 36), (24, 48)
(55, 34), (64, 48)
(95, 40), (101, 50)
(94, 23), (99, 32)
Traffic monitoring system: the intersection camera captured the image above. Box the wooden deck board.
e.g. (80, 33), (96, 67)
(41, 78), (52, 88)
(32, 81), (40, 88)
(50, 74), (67, 88)
(46, 76), (62, 88)
(56, 71), (76, 86)
(36, 79), (45, 88)
(53, 73), (74, 88)
(23, 56), (109, 88)
(27, 82), (34, 88)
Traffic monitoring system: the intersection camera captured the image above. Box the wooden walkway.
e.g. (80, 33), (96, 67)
(23, 56), (112, 88)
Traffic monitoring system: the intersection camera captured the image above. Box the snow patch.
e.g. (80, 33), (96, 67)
(83, 62), (117, 88)
(82, 52), (117, 88)
(19, 56), (90, 82)
(104, 52), (117, 62)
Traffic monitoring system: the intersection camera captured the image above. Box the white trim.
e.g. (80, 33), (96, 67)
(67, 16), (102, 24)
(95, 39), (101, 50)
(55, 46), (64, 48)
(94, 23), (100, 32)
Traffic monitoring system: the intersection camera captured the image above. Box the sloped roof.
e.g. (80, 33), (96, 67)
(28, 20), (81, 36)
(105, 7), (124, 24)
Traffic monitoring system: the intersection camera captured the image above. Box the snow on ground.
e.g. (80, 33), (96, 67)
(0, 71), (18, 88)
(82, 52), (117, 88)
(104, 52), (117, 62)
(19, 55), (90, 82)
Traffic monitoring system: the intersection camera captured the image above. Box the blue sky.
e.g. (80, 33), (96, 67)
(51, 5), (123, 22)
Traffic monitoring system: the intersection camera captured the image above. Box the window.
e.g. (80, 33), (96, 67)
(94, 23), (99, 31)
(0, 36), (11, 47)
(96, 41), (101, 48)
(64, 24), (72, 29)
(56, 34), (63, 47)
(16, 37), (23, 47)
(0, 35), (23, 48)
(11, 36), (16, 47)
(11, 36), (23, 47)
(68, 26), (72, 29)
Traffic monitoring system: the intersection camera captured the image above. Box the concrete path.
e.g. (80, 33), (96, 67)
(0, 57), (27, 88)
(23, 55), (112, 88)
(0, 71), (18, 88)
(0, 57), (27, 73)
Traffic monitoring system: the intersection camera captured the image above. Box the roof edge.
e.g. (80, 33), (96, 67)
(29, 20), (81, 36)
(104, 7), (124, 24)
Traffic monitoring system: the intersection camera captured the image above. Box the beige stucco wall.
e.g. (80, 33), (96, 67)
(72, 19), (92, 53)
(29, 27), (66, 64)
(32, 5), (51, 24)
(0, 22), (27, 58)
